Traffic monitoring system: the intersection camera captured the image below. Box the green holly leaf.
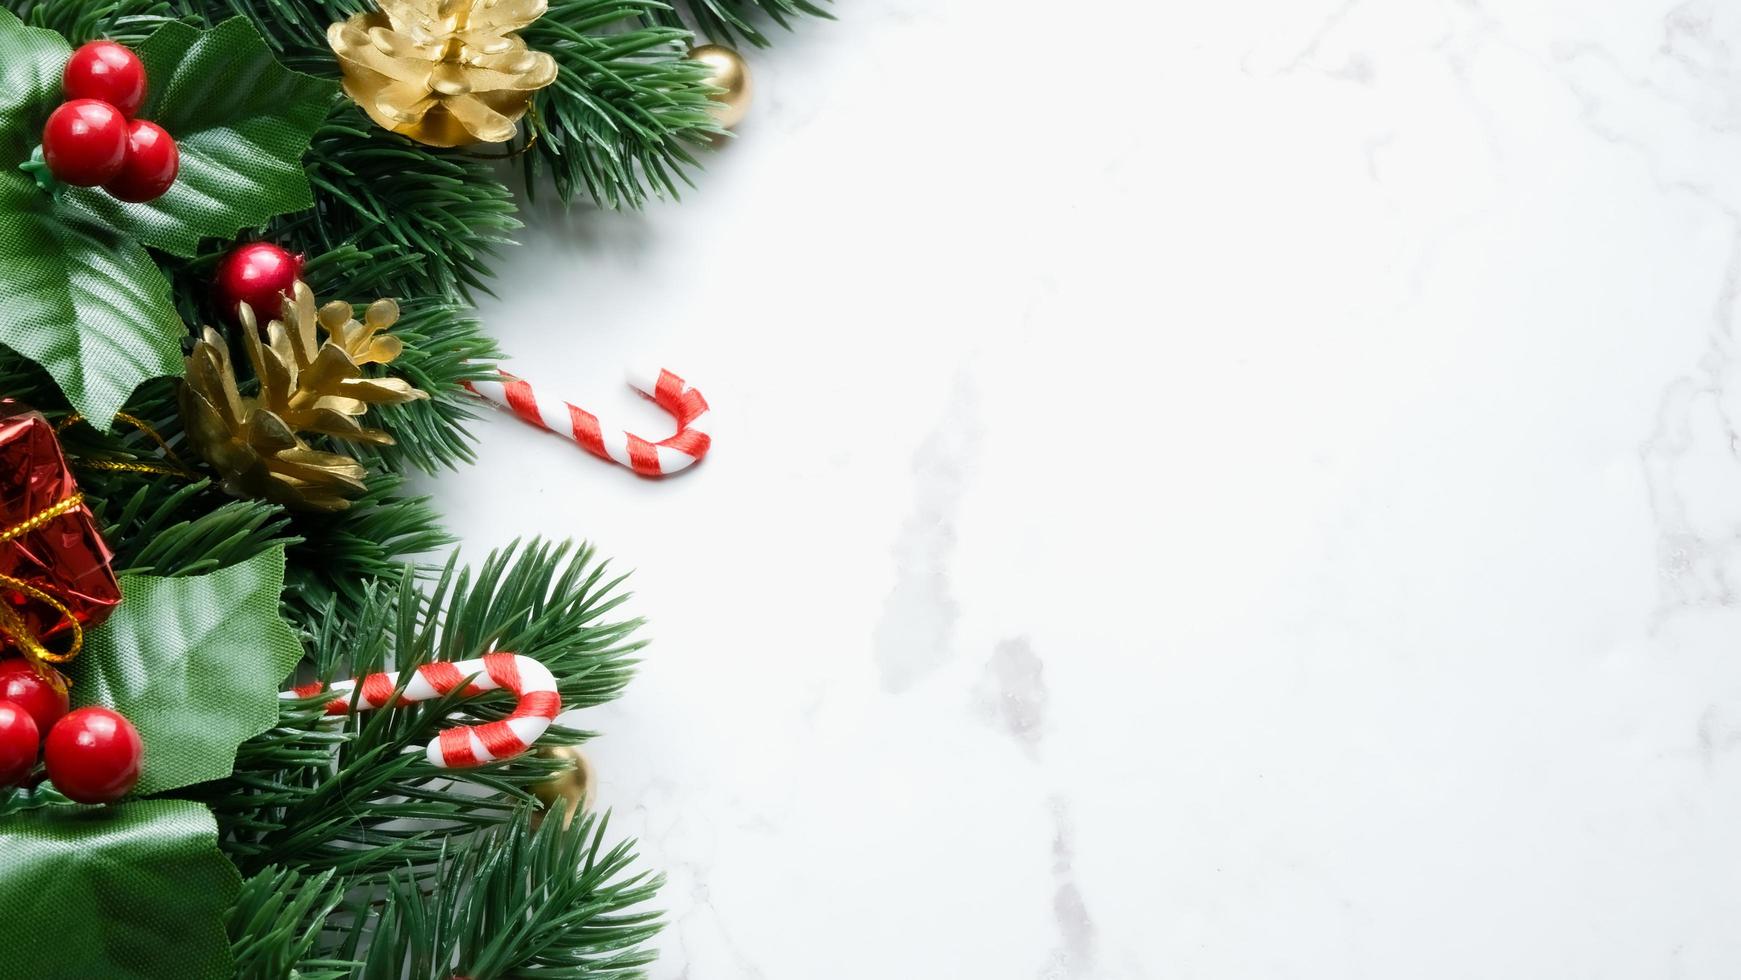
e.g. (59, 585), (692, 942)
(71, 547), (303, 796)
(63, 18), (337, 258)
(0, 9), (185, 426)
(0, 799), (239, 980)
(0, 7), (59, 164)
(0, 169), (185, 425)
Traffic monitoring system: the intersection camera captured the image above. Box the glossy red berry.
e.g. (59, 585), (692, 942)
(45, 706), (142, 804)
(62, 40), (148, 118)
(0, 701), (40, 788)
(0, 658), (68, 736)
(41, 98), (129, 187)
(103, 119), (178, 203)
(213, 242), (305, 326)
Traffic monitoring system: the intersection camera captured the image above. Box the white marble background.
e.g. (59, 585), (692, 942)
(421, 1), (1741, 976)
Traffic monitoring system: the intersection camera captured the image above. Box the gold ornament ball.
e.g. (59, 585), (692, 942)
(690, 44), (753, 129)
(531, 744), (595, 829)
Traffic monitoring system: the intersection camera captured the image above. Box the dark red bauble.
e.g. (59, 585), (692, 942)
(213, 242), (305, 326)
(0, 659), (68, 736)
(45, 706), (141, 804)
(0, 701), (40, 788)
(62, 40), (148, 118)
(103, 119), (178, 203)
(41, 98), (129, 187)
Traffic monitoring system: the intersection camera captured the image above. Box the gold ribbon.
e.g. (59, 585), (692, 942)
(56, 411), (197, 479)
(0, 493), (88, 692)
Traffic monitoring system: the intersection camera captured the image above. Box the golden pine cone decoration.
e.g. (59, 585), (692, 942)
(179, 282), (428, 512)
(328, 0), (559, 147)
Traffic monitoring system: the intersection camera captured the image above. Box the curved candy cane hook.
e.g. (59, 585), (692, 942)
(465, 367), (711, 476)
(286, 652), (560, 769)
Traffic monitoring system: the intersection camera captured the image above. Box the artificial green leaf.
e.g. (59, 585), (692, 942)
(70, 546), (303, 796)
(0, 8), (185, 425)
(63, 18), (337, 258)
(0, 799), (240, 980)
(0, 7), (62, 165)
(0, 169), (185, 425)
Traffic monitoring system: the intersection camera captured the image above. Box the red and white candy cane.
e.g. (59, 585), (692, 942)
(465, 367), (711, 476)
(288, 653), (560, 769)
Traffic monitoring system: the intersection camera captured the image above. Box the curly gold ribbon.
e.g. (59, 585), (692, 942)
(56, 411), (197, 480)
(0, 493), (89, 692)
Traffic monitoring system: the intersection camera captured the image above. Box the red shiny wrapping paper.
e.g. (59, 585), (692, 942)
(0, 402), (120, 652)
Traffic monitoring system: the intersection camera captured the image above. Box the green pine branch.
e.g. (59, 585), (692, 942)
(103, 487), (297, 579)
(360, 299), (502, 473)
(517, 0), (723, 207)
(186, 0), (358, 68)
(198, 540), (644, 880)
(283, 477), (455, 625)
(288, 108), (523, 302)
(229, 866), (357, 980)
(5, 0), (172, 44)
(351, 810), (662, 980)
(657, 0), (833, 48)
(0, 346), (73, 413)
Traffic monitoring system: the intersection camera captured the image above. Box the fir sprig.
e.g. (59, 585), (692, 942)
(105, 489), (297, 579)
(200, 540), (644, 880)
(519, 0), (723, 206)
(656, 0), (834, 48)
(353, 809), (663, 980)
(6, 0), (171, 44)
(288, 108), (522, 302)
(354, 300), (503, 473)
(284, 477), (455, 625)
(229, 866), (357, 980)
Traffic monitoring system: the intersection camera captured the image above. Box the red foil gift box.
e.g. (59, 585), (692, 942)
(0, 402), (120, 655)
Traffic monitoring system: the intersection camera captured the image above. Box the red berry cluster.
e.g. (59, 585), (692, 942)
(0, 659), (142, 804)
(40, 41), (179, 203)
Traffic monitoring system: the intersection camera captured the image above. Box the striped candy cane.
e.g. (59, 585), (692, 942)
(287, 653), (560, 769)
(465, 367), (711, 476)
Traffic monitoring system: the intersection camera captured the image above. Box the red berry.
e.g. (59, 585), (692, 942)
(213, 242), (305, 327)
(0, 701), (40, 788)
(103, 119), (178, 203)
(41, 98), (128, 187)
(45, 706), (141, 804)
(0, 659), (68, 735)
(62, 40), (148, 118)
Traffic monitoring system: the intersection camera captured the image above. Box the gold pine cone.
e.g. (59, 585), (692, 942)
(328, 0), (559, 147)
(179, 282), (428, 512)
